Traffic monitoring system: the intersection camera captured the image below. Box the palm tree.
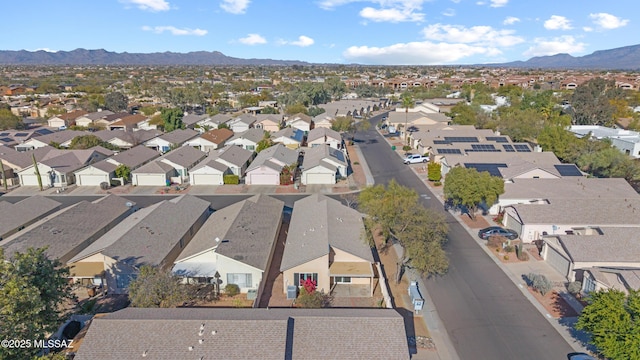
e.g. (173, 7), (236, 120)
(401, 95), (415, 141)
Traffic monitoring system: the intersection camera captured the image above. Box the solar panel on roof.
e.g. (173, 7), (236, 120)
(464, 163), (508, 177)
(35, 129), (53, 135)
(503, 144), (515, 152)
(486, 136), (509, 143)
(554, 164), (583, 176)
(514, 144), (531, 152)
(331, 148), (345, 162)
(0, 137), (13, 143)
(433, 140), (450, 145)
(471, 144), (497, 150)
(444, 136), (479, 143)
(0, 132), (9, 136)
(436, 148), (462, 154)
(14, 132), (29, 137)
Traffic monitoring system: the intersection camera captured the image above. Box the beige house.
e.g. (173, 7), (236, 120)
(255, 114), (282, 133)
(280, 194), (375, 296)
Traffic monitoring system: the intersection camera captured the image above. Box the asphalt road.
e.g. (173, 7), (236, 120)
(357, 115), (575, 360)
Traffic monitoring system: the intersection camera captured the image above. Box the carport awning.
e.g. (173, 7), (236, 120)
(329, 262), (373, 277)
(69, 262), (105, 277)
(172, 262), (218, 278)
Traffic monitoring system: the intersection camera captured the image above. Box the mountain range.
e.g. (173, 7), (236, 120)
(0, 44), (639, 69)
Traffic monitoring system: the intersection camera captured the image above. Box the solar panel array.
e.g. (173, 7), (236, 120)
(554, 164), (583, 176)
(0, 137), (13, 143)
(14, 132), (29, 137)
(437, 148), (462, 154)
(486, 136), (509, 143)
(514, 144), (531, 152)
(503, 144), (515, 152)
(444, 136), (479, 143)
(464, 163), (508, 177)
(433, 140), (450, 145)
(471, 144), (496, 150)
(0, 132), (9, 136)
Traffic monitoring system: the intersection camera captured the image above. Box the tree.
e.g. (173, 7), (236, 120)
(443, 167), (504, 220)
(128, 265), (189, 308)
(576, 289), (640, 360)
(358, 180), (449, 281)
(161, 107), (185, 132)
(0, 248), (75, 359)
(260, 106), (278, 114)
(401, 94), (415, 140)
(448, 102), (476, 126)
(331, 116), (355, 133)
(284, 103), (308, 115)
(115, 164), (131, 181)
(255, 131), (273, 153)
(308, 106), (325, 117)
(104, 91), (128, 112)
(570, 78), (616, 126)
(0, 109), (25, 130)
(68, 135), (102, 149)
(536, 126), (579, 162)
(427, 161), (442, 182)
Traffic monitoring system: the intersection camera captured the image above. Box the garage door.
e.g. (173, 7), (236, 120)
(191, 173), (223, 185)
(20, 174), (41, 186)
(545, 245), (570, 277)
(248, 173), (278, 185)
(135, 174), (166, 186)
(304, 173), (334, 185)
(505, 214), (523, 236)
(78, 174), (109, 186)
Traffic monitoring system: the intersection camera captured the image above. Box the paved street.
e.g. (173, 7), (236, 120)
(356, 117), (576, 360)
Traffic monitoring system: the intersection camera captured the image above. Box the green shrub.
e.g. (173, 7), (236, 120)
(503, 255), (509, 261)
(353, 161), (360, 165)
(504, 245), (514, 253)
(433, 181), (442, 186)
(224, 284), (240, 297)
(427, 161), (442, 182)
(567, 281), (582, 295)
(223, 174), (239, 184)
(532, 274), (552, 296)
(402, 145), (412, 151)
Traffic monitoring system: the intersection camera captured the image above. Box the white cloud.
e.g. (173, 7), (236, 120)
(290, 36), (315, 47)
(489, 0), (508, 8)
(442, 8), (456, 17)
(360, 6), (424, 22)
(422, 23), (524, 47)
(589, 13), (629, 30)
(544, 15), (572, 30)
(31, 48), (58, 53)
(142, 26), (207, 36)
(120, 0), (170, 12)
(238, 33), (267, 45)
(503, 16), (520, 25)
(318, 0), (426, 23)
(343, 41), (497, 65)
(583, 26), (593, 32)
(523, 35), (586, 57)
(220, 0), (250, 14)
(450, 0), (461, 3)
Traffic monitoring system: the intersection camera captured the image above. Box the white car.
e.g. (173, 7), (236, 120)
(403, 154), (429, 164)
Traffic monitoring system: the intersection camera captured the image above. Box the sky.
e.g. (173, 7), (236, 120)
(1, 0), (638, 65)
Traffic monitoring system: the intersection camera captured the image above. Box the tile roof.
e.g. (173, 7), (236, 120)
(74, 308), (409, 360)
(0, 196), (61, 239)
(199, 128), (234, 145)
(102, 112), (129, 122)
(176, 194), (283, 270)
(246, 144), (298, 173)
(0, 195), (134, 262)
(281, 194), (373, 271)
(161, 146), (206, 167)
(84, 195), (210, 267)
(54, 110), (88, 121)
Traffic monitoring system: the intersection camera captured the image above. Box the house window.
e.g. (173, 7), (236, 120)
(583, 276), (596, 293)
(246, 145), (255, 151)
(334, 276), (351, 283)
(294, 273), (318, 287)
(116, 274), (137, 289)
(227, 273), (252, 289)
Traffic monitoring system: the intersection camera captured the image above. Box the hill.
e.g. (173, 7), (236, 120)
(0, 48), (310, 66)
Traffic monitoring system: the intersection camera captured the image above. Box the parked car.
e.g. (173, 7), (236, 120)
(567, 353), (596, 360)
(478, 226), (519, 240)
(403, 154), (429, 164)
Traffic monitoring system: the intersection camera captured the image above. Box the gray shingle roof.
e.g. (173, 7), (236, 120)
(209, 114), (232, 125)
(100, 195), (211, 267)
(511, 198), (640, 226)
(0, 195), (134, 262)
(232, 113), (258, 125)
(110, 129), (163, 145)
(161, 146), (206, 167)
(246, 144), (298, 173)
(176, 194), (283, 270)
(556, 227), (640, 263)
(307, 127), (341, 143)
(83, 110), (115, 121)
(301, 144), (347, 170)
(190, 158), (229, 173)
(109, 145), (160, 168)
(228, 128), (265, 144)
(74, 308), (409, 360)
(502, 177), (638, 200)
(281, 194), (373, 271)
(0, 196), (61, 239)
(132, 160), (175, 174)
(158, 129), (199, 145)
(182, 114), (208, 126)
(33, 130), (86, 145)
(208, 145), (253, 167)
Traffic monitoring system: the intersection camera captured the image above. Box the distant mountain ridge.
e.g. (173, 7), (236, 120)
(491, 44), (640, 70)
(0, 48), (310, 66)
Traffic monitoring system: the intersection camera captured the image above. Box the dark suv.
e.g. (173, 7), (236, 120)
(478, 226), (519, 240)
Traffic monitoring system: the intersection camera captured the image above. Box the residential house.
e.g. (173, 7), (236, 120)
(105, 145), (160, 170)
(569, 125), (640, 158)
(581, 267), (640, 294)
(94, 112), (129, 128)
(131, 161), (175, 186)
(286, 113), (313, 132)
(75, 145), (159, 186)
(74, 110), (115, 128)
(197, 114), (232, 130)
(74, 308), (409, 360)
(203, 145), (253, 178)
(245, 144), (298, 185)
(107, 114), (148, 131)
(254, 114), (282, 132)
(0, 146), (54, 184)
(159, 146), (207, 183)
(0, 195), (136, 263)
(226, 128), (265, 151)
(47, 110), (88, 128)
(181, 114), (209, 130)
(184, 128), (234, 153)
(188, 158), (231, 185)
(306, 127), (342, 149)
(271, 127), (305, 149)
(300, 144), (348, 185)
(281, 194), (375, 296)
(173, 195), (284, 299)
(16, 130), (85, 151)
(0, 197), (61, 240)
(104, 129), (162, 150)
(312, 115), (334, 129)
(17, 148), (112, 187)
(67, 195), (210, 294)
(228, 114), (257, 133)
(145, 129), (199, 153)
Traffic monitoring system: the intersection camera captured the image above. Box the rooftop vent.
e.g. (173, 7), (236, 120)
(142, 350), (148, 357)
(188, 346), (194, 351)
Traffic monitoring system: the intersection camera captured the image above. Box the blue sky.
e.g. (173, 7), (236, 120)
(1, 0), (637, 65)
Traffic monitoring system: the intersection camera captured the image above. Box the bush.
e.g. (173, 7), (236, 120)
(402, 145), (412, 151)
(532, 274), (552, 296)
(223, 174), (239, 184)
(353, 161), (360, 165)
(504, 245), (514, 253)
(224, 284), (240, 297)
(296, 287), (328, 308)
(567, 281), (582, 295)
(487, 235), (507, 248)
(433, 181), (442, 186)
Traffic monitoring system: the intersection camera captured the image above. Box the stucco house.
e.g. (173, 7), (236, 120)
(75, 110), (115, 128)
(188, 158), (231, 185)
(159, 146), (207, 184)
(226, 128), (265, 151)
(173, 195), (284, 299)
(47, 110), (88, 128)
(286, 113), (313, 132)
(280, 194), (375, 296)
(228, 114), (257, 133)
(254, 114), (282, 132)
(306, 127), (342, 149)
(18, 148), (112, 187)
(145, 129), (199, 153)
(205, 145), (253, 177)
(184, 128), (234, 153)
(245, 144), (298, 185)
(300, 144), (348, 185)
(271, 127), (305, 149)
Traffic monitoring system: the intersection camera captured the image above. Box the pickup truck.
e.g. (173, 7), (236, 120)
(403, 154), (429, 164)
